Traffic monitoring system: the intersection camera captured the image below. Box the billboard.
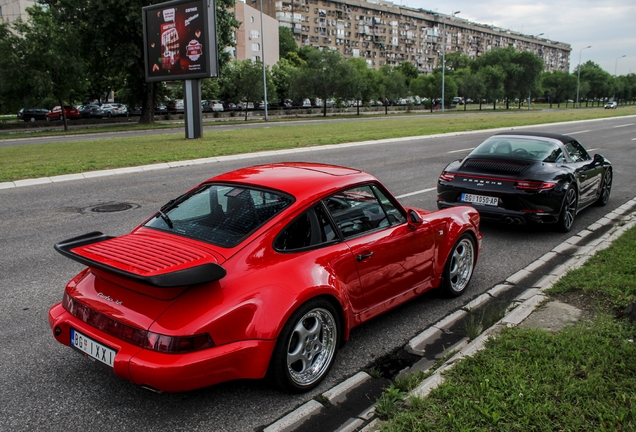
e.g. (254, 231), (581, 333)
(143, 0), (218, 82)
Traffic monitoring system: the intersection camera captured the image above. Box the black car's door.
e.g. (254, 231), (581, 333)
(564, 140), (603, 206)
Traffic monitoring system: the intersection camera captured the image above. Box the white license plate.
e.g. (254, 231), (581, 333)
(70, 328), (116, 368)
(461, 193), (499, 206)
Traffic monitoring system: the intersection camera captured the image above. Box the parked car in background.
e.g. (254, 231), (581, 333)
(222, 101), (237, 111)
(102, 103), (129, 117)
(46, 106), (80, 121)
(19, 108), (49, 122)
(154, 104), (168, 115)
(78, 104), (105, 119)
(201, 100), (223, 112)
(605, 101), (617, 109)
(130, 106), (142, 116)
(168, 99), (185, 114)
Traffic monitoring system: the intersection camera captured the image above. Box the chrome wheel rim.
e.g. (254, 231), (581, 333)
(600, 170), (612, 203)
(448, 238), (475, 293)
(286, 308), (337, 387)
(562, 188), (577, 230)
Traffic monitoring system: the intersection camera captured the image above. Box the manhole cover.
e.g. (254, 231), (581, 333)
(91, 203), (134, 213)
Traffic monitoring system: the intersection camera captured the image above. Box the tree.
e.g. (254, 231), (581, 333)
(410, 73), (434, 111)
(479, 65), (505, 110)
(377, 65), (407, 113)
(343, 58), (377, 115)
(271, 58), (299, 102)
(396, 61), (419, 88)
(577, 61), (613, 107)
(8, 5), (86, 130)
(219, 59), (275, 120)
(291, 48), (349, 116)
(279, 26), (298, 60)
(473, 47), (543, 109)
(454, 68), (485, 111)
(444, 52), (472, 74)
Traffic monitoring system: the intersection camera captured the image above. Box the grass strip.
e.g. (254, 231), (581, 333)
(1, 108), (635, 182)
(379, 226), (636, 431)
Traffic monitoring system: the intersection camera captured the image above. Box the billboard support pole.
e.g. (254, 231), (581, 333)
(184, 79), (203, 139)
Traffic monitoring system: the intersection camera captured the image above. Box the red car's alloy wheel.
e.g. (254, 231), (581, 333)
(271, 299), (339, 392)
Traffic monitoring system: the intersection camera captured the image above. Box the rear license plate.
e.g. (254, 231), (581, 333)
(461, 193), (499, 206)
(70, 328), (116, 368)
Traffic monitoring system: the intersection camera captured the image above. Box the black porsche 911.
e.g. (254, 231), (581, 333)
(437, 131), (612, 232)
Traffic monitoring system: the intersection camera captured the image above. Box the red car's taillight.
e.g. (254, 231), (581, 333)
(440, 171), (456, 182)
(63, 292), (214, 353)
(514, 180), (555, 190)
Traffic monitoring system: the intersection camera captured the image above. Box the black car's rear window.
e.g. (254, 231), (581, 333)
(145, 184), (293, 247)
(470, 137), (563, 162)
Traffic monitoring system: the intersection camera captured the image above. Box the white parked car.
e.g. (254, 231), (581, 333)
(605, 101), (617, 109)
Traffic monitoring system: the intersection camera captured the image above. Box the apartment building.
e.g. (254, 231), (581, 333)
(230, 1), (280, 66)
(0, 0), (37, 25)
(255, 0), (571, 72)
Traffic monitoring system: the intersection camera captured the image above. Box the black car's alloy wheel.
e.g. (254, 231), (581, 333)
(596, 169), (612, 206)
(270, 299), (339, 393)
(557, 187), (578, 232)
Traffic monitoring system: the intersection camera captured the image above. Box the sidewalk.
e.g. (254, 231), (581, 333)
(263, 197), (636, 432)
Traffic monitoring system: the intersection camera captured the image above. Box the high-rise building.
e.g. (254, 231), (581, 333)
(230, 1), (280, 66)
(256, 0), (570, 72)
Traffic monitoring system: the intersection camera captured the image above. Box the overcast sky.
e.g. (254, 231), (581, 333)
(398, 0), (636, 75)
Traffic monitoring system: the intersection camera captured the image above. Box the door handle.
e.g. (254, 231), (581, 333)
(356, 252), (374, 262)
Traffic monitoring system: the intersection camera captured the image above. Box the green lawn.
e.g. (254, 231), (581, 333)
(377, 225), (636, 431)
(1, 107), (635, 182)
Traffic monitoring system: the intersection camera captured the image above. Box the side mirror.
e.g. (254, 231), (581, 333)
(408, 209), (422, 227)
(593, 154), (605, 166)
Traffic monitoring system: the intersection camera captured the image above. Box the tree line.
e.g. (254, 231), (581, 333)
(1, 2), (635, 127)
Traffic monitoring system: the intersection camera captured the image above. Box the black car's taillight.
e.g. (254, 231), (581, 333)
(440, 171), (456, 182)
(514, 180), (555, 190)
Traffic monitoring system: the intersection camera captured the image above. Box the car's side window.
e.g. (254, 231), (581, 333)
(274, 205), (337, 251)
(324, 185), (390, 239)
(565, 141), (591, 162)
(371, 185), (407, 226)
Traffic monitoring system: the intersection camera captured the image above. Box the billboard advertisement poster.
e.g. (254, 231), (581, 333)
(143, 0), (218, 82)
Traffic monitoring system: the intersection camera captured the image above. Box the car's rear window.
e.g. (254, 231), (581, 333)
(145, 184), (293, 247)
(469, 137), (563, 162)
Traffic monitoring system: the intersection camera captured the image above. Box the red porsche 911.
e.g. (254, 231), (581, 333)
(49, 163), (481, 393)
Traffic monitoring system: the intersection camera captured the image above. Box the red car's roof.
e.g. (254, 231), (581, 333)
(207, 163), (377, 201)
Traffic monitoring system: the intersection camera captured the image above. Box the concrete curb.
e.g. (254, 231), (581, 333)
(261, 197), (636, 431)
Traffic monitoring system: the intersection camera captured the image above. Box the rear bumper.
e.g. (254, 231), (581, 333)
(48, 303), (276, 392)
(437, 200), (560, 224)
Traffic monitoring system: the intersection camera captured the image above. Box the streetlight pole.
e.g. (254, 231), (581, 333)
(259, 0), (268, 121)
(528, 34), (544, 111)
(441, 10), (460, 113)
(576, 45), (591, 108)
(615, 54), (626, 77)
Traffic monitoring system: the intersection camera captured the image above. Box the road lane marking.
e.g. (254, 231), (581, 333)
(396, 187), (436, 199)
(564, 130), (590, 135)
(614, 124), (634, 128)
(448, 147), (474, 153)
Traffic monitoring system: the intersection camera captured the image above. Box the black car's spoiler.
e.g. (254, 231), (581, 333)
(54, 231), (226, 288)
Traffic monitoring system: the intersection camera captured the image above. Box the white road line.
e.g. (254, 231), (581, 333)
(587, 148), (597, 152)
(448, 147), (474, 153)
(632, 138), (636, 141)
(396, 187), (436, 199)
(614, 123), (634, 128)
(564, 130), (590, 135)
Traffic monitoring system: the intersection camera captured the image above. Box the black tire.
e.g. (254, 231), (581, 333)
(556, 186), (577, 232)
(595, 169), (612, 206)
(269, 298), (340, 393)
(441, 234), (476, 297)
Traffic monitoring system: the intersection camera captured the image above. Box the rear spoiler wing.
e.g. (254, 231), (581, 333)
(54, 231), (226, 288)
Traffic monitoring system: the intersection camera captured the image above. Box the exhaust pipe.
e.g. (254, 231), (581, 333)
(504, 217), (514, 224)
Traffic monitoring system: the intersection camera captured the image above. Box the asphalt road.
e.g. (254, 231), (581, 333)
(1, 115), (634, 431)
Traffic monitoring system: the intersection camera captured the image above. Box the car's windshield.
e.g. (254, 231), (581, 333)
(469, 136), (564, 162)
(145, 184), (293, 247)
